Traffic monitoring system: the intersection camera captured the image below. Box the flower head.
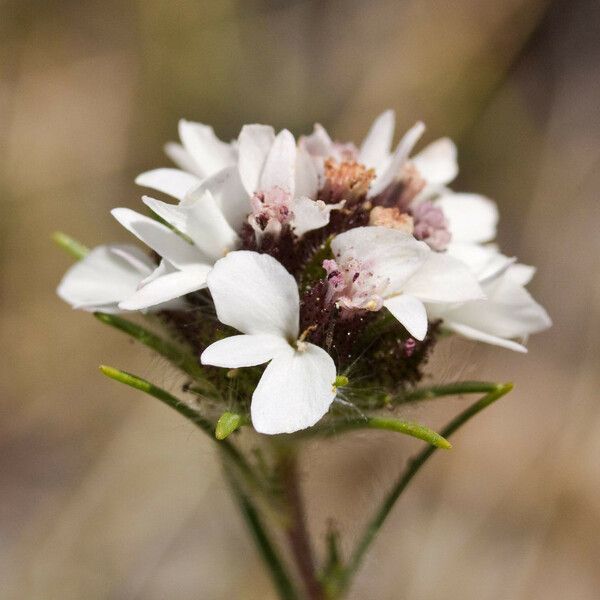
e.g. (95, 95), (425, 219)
(56, 110), (551, 436)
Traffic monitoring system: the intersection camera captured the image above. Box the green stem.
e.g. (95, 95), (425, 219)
(335, 383), (513, 596)
(277, 449), (324, 600)
(224, 465), (300, 600)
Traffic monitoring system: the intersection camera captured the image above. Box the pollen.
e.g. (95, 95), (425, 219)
(324, 159), (376, 198)
(369, 206), (414, 233)
(364, 299), (380, 311)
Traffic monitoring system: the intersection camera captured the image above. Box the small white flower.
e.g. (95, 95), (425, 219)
(123, 129), (339, 309)
(329, 226), (484, 340)
(136, 119), (237, 198)
(201, 251), (337, 435)
(123, 127), (337, 310)
(238, 126), (339, 238)
(57, 245), (158, 313)
(115, 161), (249, 310)
(301, 110), (458, 198)
(427, 247), (552, 351)
(111, 207), (213, 310)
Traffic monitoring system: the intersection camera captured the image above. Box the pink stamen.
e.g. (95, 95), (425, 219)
(411, 201), (451, 251)
(322, 257), (389, 312)
(248, 186), (293, 238)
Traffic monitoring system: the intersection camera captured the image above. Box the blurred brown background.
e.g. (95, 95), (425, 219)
(1, 1), (599, 598)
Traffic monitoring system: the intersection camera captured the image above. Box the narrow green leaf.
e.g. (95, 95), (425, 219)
(319, 416), (451, 449)
(94, 312), (215, 393)
(337, 382), (514, 595)
(100, 364), (292, 590)
(366, 417), (451, 448)
(322, 522), (343, 590)
(99, 364), (214, 434)
(401, 381), (501, 403)
(52, 231), (89, 259)
(363, 381), (504, 410)
(99, 365), (258, 488)
(216, 412), (246, 440)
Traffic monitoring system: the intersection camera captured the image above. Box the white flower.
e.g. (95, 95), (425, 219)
(121, 125), (338, 309)
(427, 247), (551, 351)
(135, 119), (237, 199)
(328, 226), (484, 340)
(238, 125), (340, 238)
(140, 123), (334, 241)
(111, 206), (214, 310)
(200, 251), (337, 434)
(114, 160), (248, 310)
(301, 110), (458, 198)
(57, 244), (158, 313)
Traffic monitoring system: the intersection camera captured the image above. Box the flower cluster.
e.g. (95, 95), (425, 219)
(57, 111), (551, 434)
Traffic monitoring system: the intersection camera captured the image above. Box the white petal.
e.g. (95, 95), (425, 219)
(412, 138), (458, 186)
(506, 263), (536, 286)
(446, 243), (509, 281)
(295, 146), (319, 198)
(359, 109), (395, 170)
(57, 245), (153, 312)
(259, 129), (296, 196)
(430, 264), (551, 347)
(383, 294), (428, 340)
(118, 265), (210, 310)
(136, 261), (198, 311)
(185, 165), (249, 231)
(477, 254), (516, 285)
(238, 124), (275, 194)
(184, 190), (240, 262)
(403, 252), (484, 303)
(331, 226), (429, 292)
(251, 343), (337, 434)
(207, 251), (299, 338)
(370, 121), (425, 197)
(111, 208), (204, 269)
(292, 197), (335, 237)
(135, 168), (200, 201)
(436, 193), (498, 243)
(164, 142), (203, 177)
(299, 124), (334, 158)
(178, 120), (235, 177)
(443, 321), (528, 353)
(110, 246), (156, 273)
(201, 334), (290, 368)
(143, 196), (188, 233)
(464, 270), (550, 337)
